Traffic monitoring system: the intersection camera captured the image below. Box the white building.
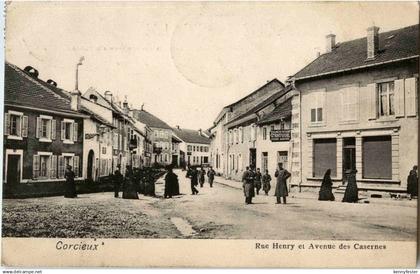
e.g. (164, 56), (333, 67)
(172, 127), (211, 167)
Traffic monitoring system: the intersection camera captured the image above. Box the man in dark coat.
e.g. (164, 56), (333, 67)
(199, 167), (206, 188)
(274, 163), (291, 204)
(242, 166), (255, 204)
(164, 166), (178, 198)
(407, 165), (418, 198)
(113, 164), (123, 198)
(64, 165), (77, 198)
(186, 166), (199, 195)
(342, 169), (358, 203)
(262, 169), (271, 195)
(122, 165), (139, 199)
(254, 168), (262, 195)
(207, 167), (216, 188)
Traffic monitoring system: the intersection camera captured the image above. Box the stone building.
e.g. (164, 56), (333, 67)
(290, 24), (418, 193)
(172, 127), (211, 167)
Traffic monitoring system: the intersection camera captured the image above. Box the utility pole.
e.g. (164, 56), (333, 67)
(75, 56), (85, 91)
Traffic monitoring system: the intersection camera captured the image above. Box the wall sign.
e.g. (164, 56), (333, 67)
(270, 130), (291, 142)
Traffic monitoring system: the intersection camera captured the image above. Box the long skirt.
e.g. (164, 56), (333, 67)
(318, 186), (335, 201)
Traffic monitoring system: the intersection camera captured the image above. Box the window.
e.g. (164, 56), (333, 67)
(200, 146), (203, 152)
(310, 89), (326, 123)
(239, 127), (244, 143)
(203, 156), (208, 163)
(313, 139), (337, 178)
(61, 119), (78, 143)
(262, 127), (267, 140)
(362, 136), (392, 179)
(187, 145), (192, 152)
(378, 81), (395, 117)
(311, 108), (323, 122)
(5, 111), (28, 139)
(33, 153), (57, 179)
(262, 152), (268, 172)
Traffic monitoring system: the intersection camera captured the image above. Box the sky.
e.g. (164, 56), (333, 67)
(5, 1), (419, 130)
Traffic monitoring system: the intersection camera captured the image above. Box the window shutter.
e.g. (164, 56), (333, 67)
(22, 116), (28, 137)
(4, 113), (10, 136)
(73, 156), (80, 177)
(51, 119), (56, 140)
(367, 83), (377, 120)
(36, 117), (41, 138)
(394, 79), (405, 118)
(50, 155), (57, 178)
(340, 90), (345, 121)
(405, 77), (417, 116)
(58, 156), (65, 178)
(33, 155), (40, 179)
(73, 122), (78, 142)
(61, 121), (65, 140)
(350, 86), (359, 121)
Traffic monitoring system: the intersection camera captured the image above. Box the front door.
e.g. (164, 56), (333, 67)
(249, 148), (256, 169)
(7, 155), (20, 185)
(87, 150), (94, 181)
(343, 137), (356, 181)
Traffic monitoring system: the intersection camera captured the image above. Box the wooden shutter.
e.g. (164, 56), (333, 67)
(61, 121), (65, 140)
(4, 113), (10, 136)
(33, 155), (40, 179)
(405, 77), (417, 116)
(50, 155), (57, 178)
(51, 119), (56, 140)
(36, 117), (41, 138)
(362, 136), (392, 179)
(58, 156), (65, 178)
(73, 122), (78, 142)
(394, 79), (405, 118)
(350, 86), (359, 121)
(73, 156), (80, 177)
(21, 115), (28, 137)
(313, 139), (337, 178)
(366, 83), (377, 120)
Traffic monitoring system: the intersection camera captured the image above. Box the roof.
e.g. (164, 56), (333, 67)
(132, 109), (172, 129)
(293, 24), (419, 80)
(225, 85), (290, 127)
(224, 79), (284, 109)
(4, 62), (81, 115)
(257, 97), (292, 125)
(172, 127), (211, 144)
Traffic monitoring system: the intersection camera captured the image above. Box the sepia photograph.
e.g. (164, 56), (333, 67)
(1, 0), (419, 268)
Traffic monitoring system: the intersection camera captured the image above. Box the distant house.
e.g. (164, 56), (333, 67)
(172, 127), (211, 167)
(132, 108), (173, 166)
(3, 62), (87, 191)
(290, 24), (419, 193)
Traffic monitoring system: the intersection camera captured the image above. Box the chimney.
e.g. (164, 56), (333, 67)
(367, 26), (380, 60)
(325, 34), (336, 53)
(70, 90), (81, 111)
(24, 66), (39, 78)
(176, 125), (180, 130)
(141, 103), (144, 111)
(46, 79), (57, 87)
(123, 96), (129, 114)
(198, 129), (202, 135)
(104, 91), (113, 103)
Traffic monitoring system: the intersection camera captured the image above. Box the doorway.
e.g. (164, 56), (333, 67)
(343, 137), (356, 176)
(87, 150), (94, 181)
(7, 154), (21, 185)
(249, 148), (256, 169)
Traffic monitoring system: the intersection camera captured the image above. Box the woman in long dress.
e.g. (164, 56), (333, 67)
(342, 170), (358, 203)
(64, 165), (77, 198)
(318, 169), (335, 201)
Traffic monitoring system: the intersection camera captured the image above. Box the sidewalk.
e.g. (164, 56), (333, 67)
(213, 175), (417, 208)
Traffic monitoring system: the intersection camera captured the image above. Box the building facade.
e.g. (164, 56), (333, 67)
(172, 127), (211, 167)
(291, 24), (419, 193)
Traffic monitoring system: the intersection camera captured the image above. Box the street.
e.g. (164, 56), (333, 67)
(2, 169), (416, 240)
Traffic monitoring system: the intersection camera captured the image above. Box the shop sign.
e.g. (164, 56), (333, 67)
(270, 130), (291, 142)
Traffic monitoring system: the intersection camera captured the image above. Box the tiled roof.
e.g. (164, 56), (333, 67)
(172, 128), (211, 144)
(132, 109), (172, 129)
(5, 62), (79, 114)
(257, 97), (292, 125)
(293, 24), (419, 80)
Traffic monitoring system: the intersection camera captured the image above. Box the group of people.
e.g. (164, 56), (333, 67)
(113, 165), (161, 199)
(185, 166), (216, 195)
(242, 163), (291, 205)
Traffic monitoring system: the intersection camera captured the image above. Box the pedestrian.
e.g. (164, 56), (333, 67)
(144, 167), (156, 196)
(64, 164), (77, 198)
(199, 167), (206, 187)
(274, 163), (291, 204)
(342, 169), (358, 203)
(254, 168), (262, 195)
(262, 169), (271, 195)
(187, 166), (199, 195)
(242, 166), (255, 204)
(113, 164), (123, 198)
(207, 166), (216, 188)
(318, 169), (335, 201)
(407, 165), (418, 198)
(164, 165), (178, 198)
(122, 165), (139, 199)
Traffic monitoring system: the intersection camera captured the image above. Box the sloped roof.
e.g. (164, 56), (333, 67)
(293, 24), (419, 80)
(132, 109), (172, 129)
(257, 97), (292, 125)
(172, 127), (211, 144)
(4, 62), (81, 115)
